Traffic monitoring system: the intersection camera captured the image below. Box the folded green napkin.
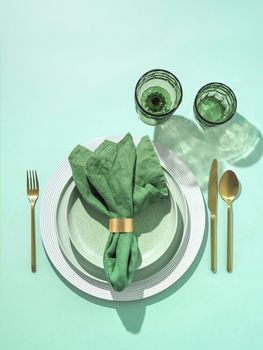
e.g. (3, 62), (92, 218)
(68, 133), (168, 291)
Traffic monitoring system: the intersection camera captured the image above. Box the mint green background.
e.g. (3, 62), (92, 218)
(1, 1), (263, 349)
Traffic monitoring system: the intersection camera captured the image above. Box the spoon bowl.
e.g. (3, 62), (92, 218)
(219, 170), (239, 204)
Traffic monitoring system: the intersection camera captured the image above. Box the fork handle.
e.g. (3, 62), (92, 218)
(31, 204), (36, 272)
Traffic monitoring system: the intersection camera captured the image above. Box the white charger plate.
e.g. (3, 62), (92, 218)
(40, 137), (205, 301)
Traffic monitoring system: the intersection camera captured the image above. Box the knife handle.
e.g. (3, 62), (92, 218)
(211, 214), (217, 273)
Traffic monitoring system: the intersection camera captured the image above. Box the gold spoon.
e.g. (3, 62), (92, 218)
(219, 170), (239, 272)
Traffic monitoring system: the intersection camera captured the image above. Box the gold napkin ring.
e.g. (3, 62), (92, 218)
(109, 218), (134, 233)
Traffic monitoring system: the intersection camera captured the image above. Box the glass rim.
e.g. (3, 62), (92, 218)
(134, 68), (183, 118)
(193, 81), (237, 125)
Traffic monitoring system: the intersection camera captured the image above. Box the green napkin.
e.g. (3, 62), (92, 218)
(68, 133), (168, 291)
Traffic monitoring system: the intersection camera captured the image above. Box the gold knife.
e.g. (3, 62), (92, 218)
(208, 159), (218, 273)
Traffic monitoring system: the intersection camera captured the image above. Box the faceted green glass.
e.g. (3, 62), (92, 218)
(135, 69), (183, 126)
(194, 82), (237, 126)
(141, 86), (172, 114)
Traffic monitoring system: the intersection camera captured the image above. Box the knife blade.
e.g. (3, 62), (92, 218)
(208, 159), (218, 214)
(208, 159), (218, 272)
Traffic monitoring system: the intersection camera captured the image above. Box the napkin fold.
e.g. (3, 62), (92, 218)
(69, 133), (168, 291)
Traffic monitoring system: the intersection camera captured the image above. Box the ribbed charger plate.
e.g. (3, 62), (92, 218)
(40, 137), (205, 301)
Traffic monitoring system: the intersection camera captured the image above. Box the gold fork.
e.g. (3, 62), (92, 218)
(26, 170), (39, 272)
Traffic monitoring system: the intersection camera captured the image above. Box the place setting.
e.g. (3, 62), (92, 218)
(26, 68), (242, 301)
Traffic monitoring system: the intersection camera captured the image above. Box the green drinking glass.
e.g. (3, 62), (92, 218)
(135, 69), (183, 126)
(194, 82), (237, 126)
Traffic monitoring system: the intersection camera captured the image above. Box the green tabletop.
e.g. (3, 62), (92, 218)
(1, 1), (262, 349)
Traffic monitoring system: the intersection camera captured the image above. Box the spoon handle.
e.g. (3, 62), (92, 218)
(227, 203), (233, 272)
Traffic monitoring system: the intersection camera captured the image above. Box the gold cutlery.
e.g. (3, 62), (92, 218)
(26, 170), (39, 272)
(219, 170), (239, 272)
(208, 159), (218, 273)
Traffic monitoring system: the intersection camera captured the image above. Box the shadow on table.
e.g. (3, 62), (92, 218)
(154, 113), (263, 190)
(48, 208), (208, 334)
(45, 113), (262, 333)
(46, 113), (262, 333)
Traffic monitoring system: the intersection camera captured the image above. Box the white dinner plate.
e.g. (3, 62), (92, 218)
(56, 168), (187, 283)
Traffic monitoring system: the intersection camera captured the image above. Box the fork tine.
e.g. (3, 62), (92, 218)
(32, 170), (36, 190)
(35, 170), (39, 190)
(29, 170), (33, 190)
(27, 171), (29, 190)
